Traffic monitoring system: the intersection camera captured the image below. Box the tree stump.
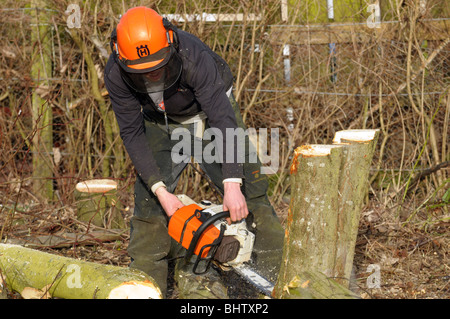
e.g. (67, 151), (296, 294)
(273, 129), (379, 298)
(0, 244), (161, 299)
(273, 144), (344, 298)
(332, 129), (380, 286)
(74, 179), (125, 229)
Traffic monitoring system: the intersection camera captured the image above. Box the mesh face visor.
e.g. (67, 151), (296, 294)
(117, 45), (182, 94)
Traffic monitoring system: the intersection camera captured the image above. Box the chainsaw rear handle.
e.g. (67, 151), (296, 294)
(185, 211), (230, 274)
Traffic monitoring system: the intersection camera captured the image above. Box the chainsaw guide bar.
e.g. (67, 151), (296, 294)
(232, 264), (275, 297)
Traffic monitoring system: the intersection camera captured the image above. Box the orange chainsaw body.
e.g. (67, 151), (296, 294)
(168, 204), (221, 258)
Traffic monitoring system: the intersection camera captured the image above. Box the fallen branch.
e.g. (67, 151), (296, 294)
(403, 161), (450, 193)
(6, 229), (127, 249)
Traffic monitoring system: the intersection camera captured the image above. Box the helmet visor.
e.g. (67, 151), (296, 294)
(119, 47), (182, 94)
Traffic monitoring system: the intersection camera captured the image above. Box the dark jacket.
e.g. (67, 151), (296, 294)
(104, 30), (243, 189)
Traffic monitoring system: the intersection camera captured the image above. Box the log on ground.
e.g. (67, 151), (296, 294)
(0, 244), (161, 299)
(6, 229), (127, 249)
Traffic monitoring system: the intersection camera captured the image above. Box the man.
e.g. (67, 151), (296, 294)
(104, 6), (283, 298)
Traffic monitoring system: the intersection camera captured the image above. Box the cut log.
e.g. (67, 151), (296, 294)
(0, 244), (162, 299)
(74, 179), (125, 229)
(273, 129), (379, 298)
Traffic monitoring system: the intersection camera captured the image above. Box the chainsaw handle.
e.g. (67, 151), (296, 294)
(185, 211), (230, 265)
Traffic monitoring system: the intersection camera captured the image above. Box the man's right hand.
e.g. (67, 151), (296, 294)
(155, 187), (184, 218)
(223, 181), (248, 224)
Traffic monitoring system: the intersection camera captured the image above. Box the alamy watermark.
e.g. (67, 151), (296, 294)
(366, 2), (381, 29)
(366, 264), (381, 289)
(64, 3), (391, 34)
(66, 264), (82, 288)
(171, 127), (280, 175)
(61, 262), (381, 291)
(65, 4), (81, 29)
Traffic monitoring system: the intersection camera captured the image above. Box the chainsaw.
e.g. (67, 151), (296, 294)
(168, 194), (274, 296)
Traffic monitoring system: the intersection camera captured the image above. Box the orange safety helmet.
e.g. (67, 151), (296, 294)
(110, 7), (182, 94)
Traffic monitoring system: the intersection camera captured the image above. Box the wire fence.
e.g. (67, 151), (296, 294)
(0, 0), (448, 207)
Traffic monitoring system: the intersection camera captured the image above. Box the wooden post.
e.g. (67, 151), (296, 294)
(273, 129), (379, 298)
(0, 244), (161, 299)
(74, 179), (125, 229)
(30, 1), (54, 201)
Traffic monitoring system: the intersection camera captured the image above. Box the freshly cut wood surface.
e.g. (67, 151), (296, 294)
(75, 179), (118, 193)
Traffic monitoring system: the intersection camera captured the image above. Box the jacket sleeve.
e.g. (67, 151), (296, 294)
(188, 50), (244, 180)
(104, 58), (164, 189)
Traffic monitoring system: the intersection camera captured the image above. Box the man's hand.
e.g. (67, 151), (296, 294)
(222, 182), (248, 224)
(155, 187), (184, 218)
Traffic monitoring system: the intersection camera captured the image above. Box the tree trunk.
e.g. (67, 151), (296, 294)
(30, 1), (53, 201)
(74, 179), (126, 229)
(273, 144), (344, 298)
(273, 129), (379, 298)
(0, 244), (161, 299)
(332, 129), (380, 286)
(0, 274), (7, 299)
